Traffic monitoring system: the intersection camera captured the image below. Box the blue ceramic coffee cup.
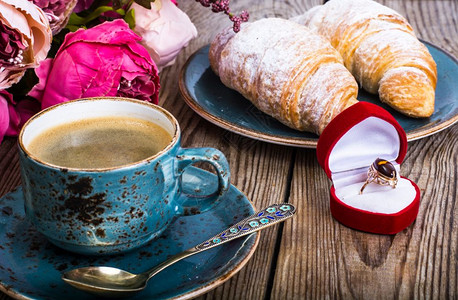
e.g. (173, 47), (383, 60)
(18, 97), (230, 255)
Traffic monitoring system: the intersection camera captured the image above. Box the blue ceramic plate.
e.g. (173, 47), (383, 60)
(179, 42), (458, 148)
(0, 167), (259, 300)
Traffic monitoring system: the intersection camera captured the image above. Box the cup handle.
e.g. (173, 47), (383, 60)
(175, 147), (230, 213)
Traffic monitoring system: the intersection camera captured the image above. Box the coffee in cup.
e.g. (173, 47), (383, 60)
(27, 116), (172, 169)
(19, 97), (231, 255)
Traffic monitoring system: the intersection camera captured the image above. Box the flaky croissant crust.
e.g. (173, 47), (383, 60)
(295, 0), (437, 117)
(209, 18), (358, 134)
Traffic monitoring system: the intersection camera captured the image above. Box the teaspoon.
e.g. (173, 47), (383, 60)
(62, 203), (296, 297)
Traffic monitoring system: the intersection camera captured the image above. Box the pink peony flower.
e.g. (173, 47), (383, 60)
(0, 0), (52, 89)
(0, 90), (40, 143)
(0, 91), (12, 143)
(30, 0), (78, 34)
(29, 19), (160, 109)
(131, 0), (197, 70)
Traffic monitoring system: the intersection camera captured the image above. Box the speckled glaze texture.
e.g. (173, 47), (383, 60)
(0, 167), (258, 300)
(18, 98), (230, 255)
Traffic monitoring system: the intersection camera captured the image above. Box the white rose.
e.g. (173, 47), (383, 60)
(131, 0), (198, 71)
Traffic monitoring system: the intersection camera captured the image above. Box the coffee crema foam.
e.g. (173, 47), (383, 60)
(27, 116), (173, 169)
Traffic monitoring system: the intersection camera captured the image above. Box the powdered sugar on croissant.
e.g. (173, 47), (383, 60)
(294, 0), (437, 117)
(209, 18), (358, 134)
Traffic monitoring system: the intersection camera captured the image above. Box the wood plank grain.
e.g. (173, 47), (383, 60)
(0, 0), (456, 299)
(161, 52), (295, 300)
(271, 124), (457, 299)
(0, 137), (21, 198)
(272, 0), (458, 298)
(174, 2), (298, 299)
(0, 1), (295, 299)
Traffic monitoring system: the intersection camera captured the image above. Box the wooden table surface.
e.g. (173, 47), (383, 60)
(1, 0), (457, 299)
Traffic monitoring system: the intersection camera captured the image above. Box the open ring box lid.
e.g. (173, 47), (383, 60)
(316, 102), (420, 234)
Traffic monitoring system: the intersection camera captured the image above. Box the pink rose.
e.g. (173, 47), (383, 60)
(0, 90), (40, 143)
(0, 0), (52, 89)
(29, 19), (160, 109)
(131, 0), (197, 70)
(30, 0), (78, 34)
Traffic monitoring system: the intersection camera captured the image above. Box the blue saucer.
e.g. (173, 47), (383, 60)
(179, 42), (458, 148)
(0, 167), (258, 299)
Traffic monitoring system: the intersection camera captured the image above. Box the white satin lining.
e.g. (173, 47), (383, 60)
(328, 117), (400, 173)
(328, 117), (416, 214)
(334, 178), (416, 214)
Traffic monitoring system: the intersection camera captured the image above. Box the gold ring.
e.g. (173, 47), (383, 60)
(360, 158), (398, 194)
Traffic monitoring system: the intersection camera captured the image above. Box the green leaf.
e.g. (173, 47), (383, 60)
(67, 6), (118, 26)
(134, 0), (155, 9)
(116, 8), (127, 15)
(66, 24), (84, 32)
(124, 9), (136, 29)
(68, 13), (86, 26)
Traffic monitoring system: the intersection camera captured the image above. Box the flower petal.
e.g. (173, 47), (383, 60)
(0, 0), (51, 89)
(29, 19), (160, 106)
(132, 0), (197, 69)
(28, 58), (54, 102)
(0, 90), (11, 143)
(8, 97), (40, 135)
(3, 0), (52, 62)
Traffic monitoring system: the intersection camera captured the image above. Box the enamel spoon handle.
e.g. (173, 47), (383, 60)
(143, 203), (296, 281)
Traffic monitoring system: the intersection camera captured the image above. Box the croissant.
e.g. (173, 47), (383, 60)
(209, 18), (358, 134)
(293, 0), (437, 117)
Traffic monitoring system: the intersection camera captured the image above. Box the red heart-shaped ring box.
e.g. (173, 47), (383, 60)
(316, 102), (420, 234)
